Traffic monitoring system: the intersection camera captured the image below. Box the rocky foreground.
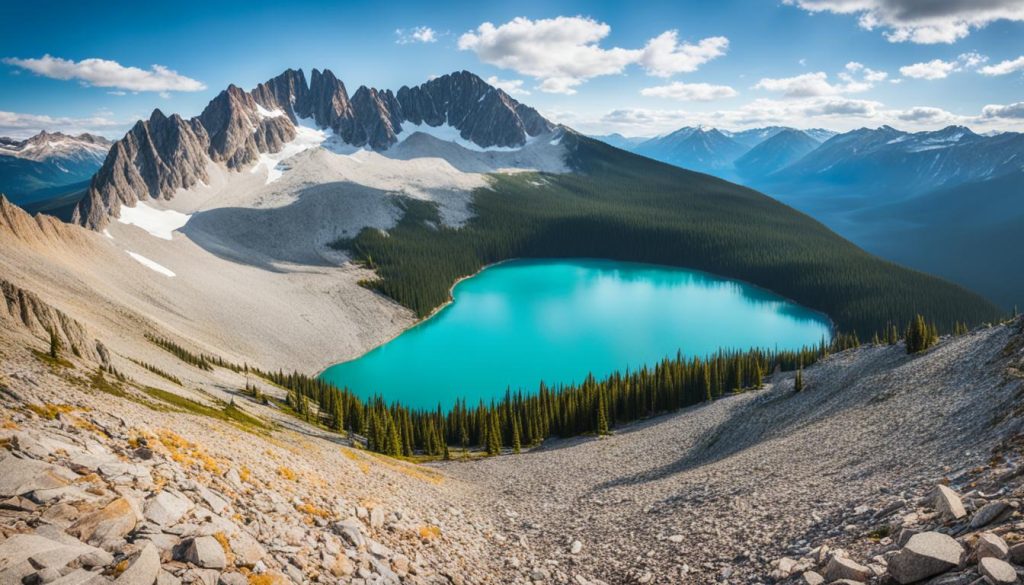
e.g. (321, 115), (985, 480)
(0, 316), (1022, 584)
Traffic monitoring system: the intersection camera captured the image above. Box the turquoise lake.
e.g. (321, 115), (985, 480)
(320, 259), (832, 409)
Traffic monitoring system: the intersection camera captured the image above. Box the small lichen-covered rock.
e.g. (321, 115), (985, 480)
(183, 536), (227, 570)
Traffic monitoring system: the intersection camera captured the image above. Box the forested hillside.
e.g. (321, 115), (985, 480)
(336, 133), (1000, 336)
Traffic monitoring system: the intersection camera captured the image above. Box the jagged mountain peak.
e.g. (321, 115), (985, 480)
(73, 67), (557, 229)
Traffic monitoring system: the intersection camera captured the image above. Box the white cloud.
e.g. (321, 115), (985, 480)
(900, 59), (958, 80)
(980, 56), (1024, 75)
(896, 106), (958, 123)
(457, 16), (728, 94)
(107, 90), (127, 96)
(783, 0), (1024, 44)
(899, 52), (987, 79)
(2, 55), (205, 92)
(981, 101), (1024, 119)
(485, 75), (530, 96)
(637, 31), (729, 77)
(0, 110), (124, 139)
(640, 82), (738, 101)
(395, 26), (438, 44)
(755, 62), (885, 97)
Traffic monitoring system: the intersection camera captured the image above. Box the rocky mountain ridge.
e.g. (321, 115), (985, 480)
(72, 69), (553, 229)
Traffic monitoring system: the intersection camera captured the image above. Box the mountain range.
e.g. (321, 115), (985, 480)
(595, 124), (1024, 308)
(0, 131), (111, 209)
(75, 69), (553, 229)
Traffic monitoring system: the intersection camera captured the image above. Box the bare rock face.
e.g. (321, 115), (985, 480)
(251, 68), (309, 122)
(397, 71), (553, 148)
(199, 84), (296, 169)
(0, 272), (104, 363)
(73, 110), (210, 229)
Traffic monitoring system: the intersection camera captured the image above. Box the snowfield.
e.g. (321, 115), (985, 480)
(117, 202), (192, 240)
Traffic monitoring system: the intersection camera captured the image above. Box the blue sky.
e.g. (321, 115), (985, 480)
(2, 0), (1023, 138)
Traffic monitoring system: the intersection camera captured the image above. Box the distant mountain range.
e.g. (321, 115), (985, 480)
(0, 131), (111, 205)
(593, 124), (1024, 308)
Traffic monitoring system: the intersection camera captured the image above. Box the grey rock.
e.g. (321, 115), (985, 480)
(115, 542), (160, 585)
(801, 570), (825, 585)
(48, 569), (106, 585)
(976, 532), (1009, 560)
(934, 485), (967, 521)
(183, 536), (227, 570)
(888, 532), (964, 584)
(978, 557), (1018, 584)
(144, 490), (194, 527)
(971, 501), (1011, 529)
(0, 454), (77, 496)
(217, 572), (247, 585)
(227, 530), (265, 567)
(823, 556), (871, 582)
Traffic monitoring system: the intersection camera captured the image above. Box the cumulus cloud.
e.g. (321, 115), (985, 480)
(0, 110), (124, 139)
(896, 106), (959, 123)
(485, 75), (530, 96)
(395, 26), (438, 44)
(981, 101), (1024, 119)
(980, 56), (1024, 75)
(900, 59), (958, 80)
(2, 55), (205, 92)
(899, 52), (987, 79)
(640, 82), (738, 101)
(637, 31), (729, 77)
(457, 16), (728, 94)
(783, 0), (1024, 44)
(755, 62), (886, 97)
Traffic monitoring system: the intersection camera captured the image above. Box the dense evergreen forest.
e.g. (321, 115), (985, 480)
(334, 133), (1000, 336)
(264, 332), (865, 457)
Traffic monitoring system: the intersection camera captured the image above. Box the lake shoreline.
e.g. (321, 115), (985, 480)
(317, 258), (836, 407)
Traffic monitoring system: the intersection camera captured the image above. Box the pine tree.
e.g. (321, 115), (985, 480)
(595, 391), (609, 436)
(512, 414), (522, 454)
(794, 365), (805, 392)
(752, 361), (763, 389)
(486, 413), (501, 456)
(48, 329), (61, 359)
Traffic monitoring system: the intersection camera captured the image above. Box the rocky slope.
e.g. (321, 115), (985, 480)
(1, 259), (1021, 585)
(74, 69), (554, 229)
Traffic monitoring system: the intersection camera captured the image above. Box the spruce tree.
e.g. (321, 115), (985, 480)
(794, 365), (805, 392)
(48, 329), (61, 359)
(595, 391), (609, 436)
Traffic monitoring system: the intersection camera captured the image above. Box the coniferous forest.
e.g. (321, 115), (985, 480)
(334, 133), (1001, 336)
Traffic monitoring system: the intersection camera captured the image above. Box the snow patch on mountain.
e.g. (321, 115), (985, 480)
(126, 251), (176, 277)
(117, 203), (192, 240)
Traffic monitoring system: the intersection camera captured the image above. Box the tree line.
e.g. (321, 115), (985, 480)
(334, 134), (1001, 337)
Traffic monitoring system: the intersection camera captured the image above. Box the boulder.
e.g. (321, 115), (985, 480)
(144, 490), (193, 527)
(68, 497), (138, 548)
(0, 533), (108, 584)
(218, 572), (247, 585)
(888, 532), (964, 584)
(0, 454), (77, 496)
(49, 569), (106, 585)
(227, 530), (265, 567)
(977, 532), (1010, 560)
(183, 536), (227, 570)
(934, 485), (967, 521)
(1009, 542), (1024, 564)
(979, 557), (1018, 584)
(971, 501), (1011, 529)
(823, 556), (871, 582)
(369, 506), (385, 529)
(115, 542), (160, 584)
(800, 571), (825, 585)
